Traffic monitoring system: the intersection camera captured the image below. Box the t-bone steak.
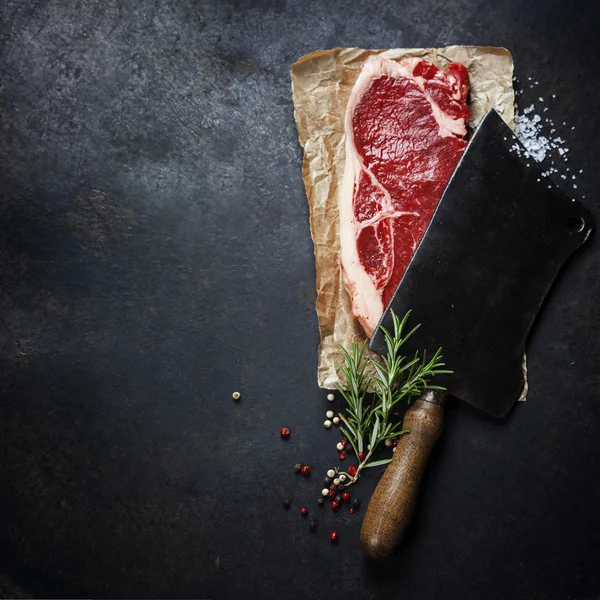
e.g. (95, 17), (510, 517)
(339, 57), (470, 337)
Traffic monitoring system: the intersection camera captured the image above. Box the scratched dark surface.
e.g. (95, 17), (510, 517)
(0, 0), (599, 598)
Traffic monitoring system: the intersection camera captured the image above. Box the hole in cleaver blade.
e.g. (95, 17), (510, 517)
(370, 109), (593, 419)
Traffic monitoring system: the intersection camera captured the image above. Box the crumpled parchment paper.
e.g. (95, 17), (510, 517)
(292, 46), (518, 391)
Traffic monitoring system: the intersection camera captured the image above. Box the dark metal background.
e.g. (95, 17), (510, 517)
(0, 1), (598, 598)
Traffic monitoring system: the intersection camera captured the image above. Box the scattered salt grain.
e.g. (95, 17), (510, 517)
(514, 83), (586, 200)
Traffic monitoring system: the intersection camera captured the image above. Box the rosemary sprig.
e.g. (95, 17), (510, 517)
(335, 310), (451, 484)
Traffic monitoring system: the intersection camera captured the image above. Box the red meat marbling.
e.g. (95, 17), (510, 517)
(339, 57), (470, 336)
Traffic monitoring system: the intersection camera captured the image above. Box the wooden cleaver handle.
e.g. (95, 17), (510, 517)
(360, 390), (447, 559)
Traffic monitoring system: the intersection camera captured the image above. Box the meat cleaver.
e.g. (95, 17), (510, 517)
(360, 109), (593, 559)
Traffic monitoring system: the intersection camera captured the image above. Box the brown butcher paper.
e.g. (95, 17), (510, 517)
(291, 46), (517, 390)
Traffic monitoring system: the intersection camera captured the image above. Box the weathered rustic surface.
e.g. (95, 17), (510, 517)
(0, 0), (599, 598)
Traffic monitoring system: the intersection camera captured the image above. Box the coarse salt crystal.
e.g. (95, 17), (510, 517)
(514, 87), (583, 194)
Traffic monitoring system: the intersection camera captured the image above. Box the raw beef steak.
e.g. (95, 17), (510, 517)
(339, 57), (470, 337)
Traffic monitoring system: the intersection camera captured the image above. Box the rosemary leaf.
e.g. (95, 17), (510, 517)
(335, 310), (451, 483)
(363, 458), (393, 469)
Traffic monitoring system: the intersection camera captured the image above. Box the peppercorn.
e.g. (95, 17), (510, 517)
(358, 452), (366, 462)
(330, 531), (339, 542)
(301, 465), (311, 477)
(300, 507), (309, 517)
(327, 393), (335, 401)
(351, 499), (360, 509)
(326, 469), (335, 478)
(331, 501), (340, 511)
(283, 499), (291, 509)
(324, 420), (332, 428)
(321, 488), (329, 497)
(338, 450), (347, 461)
(349, 508), (356, 515)
(280, 427), (290, 439)
(328, 489), (336, 498)
(232, 391), (241, 400)
(309, 519), (317, 532)
(324, 477), (332, 486)
(347, 465), (357, 477)
(334, 494), (342, 504)
(337, 484), (345, 492)
(336, 442), (344, 451)
(317, 497), (324, 506)
(341, 492), (351, 502)
(339, 474), (347, 483)
(344, 443), (352, 452)
(293, 463), (302, 474)
(332, 417), (340, 425)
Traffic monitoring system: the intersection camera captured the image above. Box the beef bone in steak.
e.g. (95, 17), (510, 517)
(339, 57), (470, 337)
